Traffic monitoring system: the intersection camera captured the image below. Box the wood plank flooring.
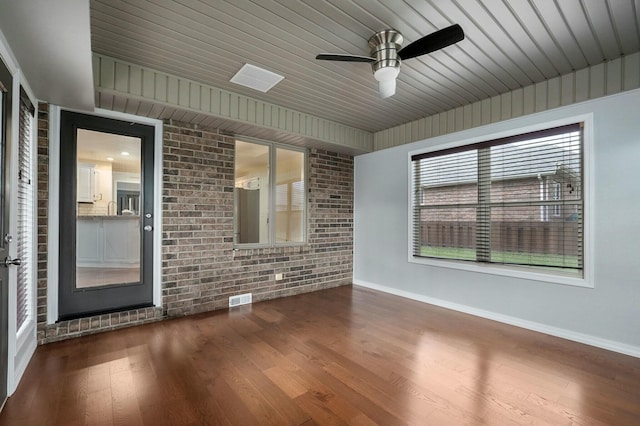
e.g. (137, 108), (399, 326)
(76, 267), (140, 288)
(2, 285), (640, 425)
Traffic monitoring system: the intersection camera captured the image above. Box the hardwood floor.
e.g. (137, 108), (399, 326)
(76, 267), (140, 288)
(2, 285), (639, 425)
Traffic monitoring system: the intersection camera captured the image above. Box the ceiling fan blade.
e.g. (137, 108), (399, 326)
(397, 24), (464, 60)
(316, 53), (375, 63)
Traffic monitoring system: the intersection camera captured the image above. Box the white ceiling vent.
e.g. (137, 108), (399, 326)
(230, 64), (284, 93)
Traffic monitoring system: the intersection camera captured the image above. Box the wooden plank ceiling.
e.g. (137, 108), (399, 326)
(90, 0), (640, 134)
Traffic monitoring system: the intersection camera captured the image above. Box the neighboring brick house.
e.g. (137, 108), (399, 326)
(420, 167), (579, 222)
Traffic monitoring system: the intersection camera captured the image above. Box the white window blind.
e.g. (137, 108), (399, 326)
(276, 183), (288, 212)
(291, 180), (304, 211)
(412, 123), (583, 273)
(17, 88), (34, 331)
(276, 181), (304, 212)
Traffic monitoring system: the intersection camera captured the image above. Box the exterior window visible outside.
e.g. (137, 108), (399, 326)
(411, 123), (583, 274)
(234, 140), (306, 246)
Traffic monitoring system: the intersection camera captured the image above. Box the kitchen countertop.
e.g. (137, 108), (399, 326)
(77, 215), (140, 220)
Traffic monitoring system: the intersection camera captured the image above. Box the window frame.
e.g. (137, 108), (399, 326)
(408, 114), (593, 288)
(234, 137), (308, 248)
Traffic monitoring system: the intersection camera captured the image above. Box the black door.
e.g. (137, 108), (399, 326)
(59, 111), (155, 320)
(0, 56), (13, 409)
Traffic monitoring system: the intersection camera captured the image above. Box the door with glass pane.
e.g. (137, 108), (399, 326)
(0, 56), (13, 409)
(58, 112), (154, 320)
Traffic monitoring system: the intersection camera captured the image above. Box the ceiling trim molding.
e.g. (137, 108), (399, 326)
(374, 52), (640, 151)
(93, 54), (373, 154)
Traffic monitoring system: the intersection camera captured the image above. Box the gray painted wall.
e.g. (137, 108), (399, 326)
(354, 88), (640, 355)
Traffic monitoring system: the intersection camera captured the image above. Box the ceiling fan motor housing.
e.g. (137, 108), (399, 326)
(368, 29), (403, 73)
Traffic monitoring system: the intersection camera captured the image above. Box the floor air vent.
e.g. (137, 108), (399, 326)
(229, 293), (252, 307)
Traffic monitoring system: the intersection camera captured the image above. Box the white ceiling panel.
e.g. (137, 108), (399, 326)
(0, 0), (94, 110)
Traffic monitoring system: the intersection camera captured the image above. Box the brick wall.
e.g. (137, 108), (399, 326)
(161, 121), (353, 317)
(36, 108), (353, 343)
(36, 103), (48, 334)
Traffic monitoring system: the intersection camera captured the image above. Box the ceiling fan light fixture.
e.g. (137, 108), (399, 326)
(315, 24), (464, 100)
(374, 66), (399, 98)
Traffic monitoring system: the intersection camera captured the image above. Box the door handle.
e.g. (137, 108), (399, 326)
(143, 225), (153, 232)
(4, 257), (21, 267)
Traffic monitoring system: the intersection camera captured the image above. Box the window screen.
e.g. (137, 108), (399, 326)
(412, 123), (583, 273)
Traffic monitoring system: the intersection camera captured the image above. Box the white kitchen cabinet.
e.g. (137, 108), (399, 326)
(76, 217), (140, 267)
(76, 219), (102, 263)
(77, 163), (95, 203)
(103, 218), (140, 263)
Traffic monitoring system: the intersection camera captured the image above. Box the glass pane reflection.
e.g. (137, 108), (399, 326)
(75, 129), (142, 288)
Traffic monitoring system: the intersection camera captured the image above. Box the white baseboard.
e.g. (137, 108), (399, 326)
(353, 279), (640, 359)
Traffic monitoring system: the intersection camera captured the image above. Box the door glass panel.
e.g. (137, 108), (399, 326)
(75, 129), (141, 288)
(234, 141), (270, 244)
(0, 61), (10, 407)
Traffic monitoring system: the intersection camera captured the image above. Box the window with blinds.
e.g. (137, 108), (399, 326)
(411, 123), (583, 274)
(17, 88), (34, 331)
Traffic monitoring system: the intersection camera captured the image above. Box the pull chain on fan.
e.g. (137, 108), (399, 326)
(316, 24), (464, 98)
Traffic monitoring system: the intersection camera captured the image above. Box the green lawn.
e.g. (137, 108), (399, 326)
(419, 246), (579, 268)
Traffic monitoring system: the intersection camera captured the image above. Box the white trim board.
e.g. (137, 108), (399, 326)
(353, 280), (640, 359)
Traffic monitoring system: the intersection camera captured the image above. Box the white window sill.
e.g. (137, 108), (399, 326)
(408, 255), (592, 288)
(232, 243), (310, 255)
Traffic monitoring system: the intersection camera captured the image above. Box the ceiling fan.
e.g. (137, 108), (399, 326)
(316, 24), (464, 98)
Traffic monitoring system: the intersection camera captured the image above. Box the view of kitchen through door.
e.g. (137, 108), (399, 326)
(59, 111), (155, 320)
(75, 129), (142, 288)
